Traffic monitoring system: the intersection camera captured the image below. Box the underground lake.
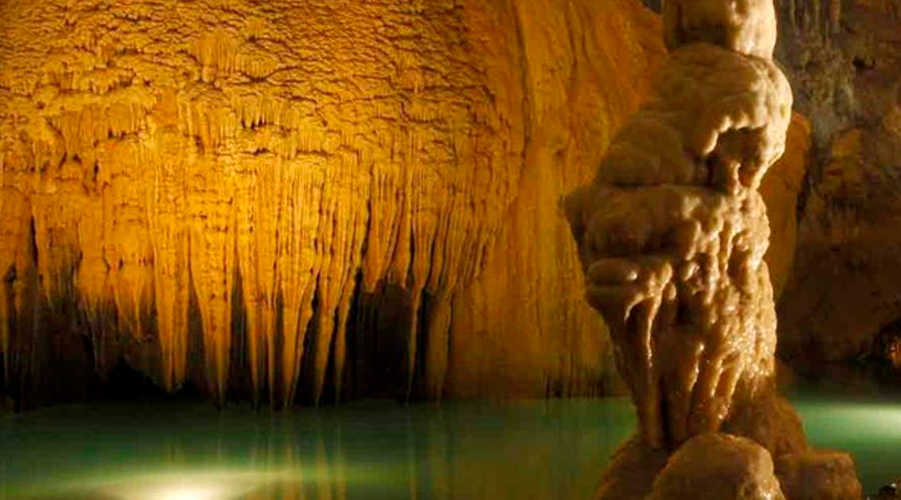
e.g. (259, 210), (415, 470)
(2, 383), (899, 500)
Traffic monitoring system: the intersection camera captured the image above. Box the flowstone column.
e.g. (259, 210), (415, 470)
(565, 0), (862, 498)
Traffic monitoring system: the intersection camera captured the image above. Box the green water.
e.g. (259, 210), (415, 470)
(0, 394), (898, 499)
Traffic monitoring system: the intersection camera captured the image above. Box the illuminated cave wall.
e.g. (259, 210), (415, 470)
(0, 0), (807, 408)
(774, 0), (901, 367)
(0, 0), (668, 407)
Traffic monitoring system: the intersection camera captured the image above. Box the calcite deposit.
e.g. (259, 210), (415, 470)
(0, 0), (672, 407)
(758, 114), (810, 301)
(776, 0), (901, 367)
(565, 0), (862, 498)
(0, 0), (821, 411)
(873, 324), (901, 373)
(649, 434), (785, 500)
(566, 0), (793, 450)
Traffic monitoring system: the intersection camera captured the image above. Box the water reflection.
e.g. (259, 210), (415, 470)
(1, 396), (899, 499)
(0, 400), (635, 500)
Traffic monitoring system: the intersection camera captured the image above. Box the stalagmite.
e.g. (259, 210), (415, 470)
(565, 0), (863, 498)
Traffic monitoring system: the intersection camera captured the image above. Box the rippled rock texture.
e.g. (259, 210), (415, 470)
(565, 0), (861, 498)
(774, 0), (901, 368)
(0, 0), (816, 410)
(638, 0), (901, 379)
(0, 0), (669, 408)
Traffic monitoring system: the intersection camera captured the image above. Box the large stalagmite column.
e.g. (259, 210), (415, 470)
(565, 0), (863, 498)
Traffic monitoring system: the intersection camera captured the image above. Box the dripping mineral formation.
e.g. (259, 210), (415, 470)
(565, 0), (863, 498)
(0, 0), (671, 408)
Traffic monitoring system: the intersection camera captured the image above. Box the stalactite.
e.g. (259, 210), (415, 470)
(0, 0), (525, 405)
(0, 0), (740, 406)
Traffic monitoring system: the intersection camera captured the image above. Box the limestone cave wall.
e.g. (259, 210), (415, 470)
(774, 0), (901, 369)
(0, 0), (671, 408)
(0, 0), (811, 409)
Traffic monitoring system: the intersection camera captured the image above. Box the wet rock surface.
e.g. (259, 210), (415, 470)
(567, 0), (863, 497)
(873, 322), (901, 372)
(772, 0), (901, 368)
(640, 0), (901, 376)
(875, 479), (900, 499)
(649, 433), (786, 500)
(0, 0), (669, 407)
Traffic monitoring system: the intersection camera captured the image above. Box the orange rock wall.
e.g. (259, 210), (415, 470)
(760, 113), (810, 301)
(444, 0), (666, 398)
(0, 0), (808, 407)
(0, 0), (666, 406)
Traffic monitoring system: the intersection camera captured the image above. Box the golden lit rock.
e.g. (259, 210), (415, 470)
(649, 433), (786, 500)
(565, 0), (862, 497)
(760, 113), (810, 301)
(0, 0), (664, 406)
(566, 28), (793, 452)
(663, 0), (778, 59)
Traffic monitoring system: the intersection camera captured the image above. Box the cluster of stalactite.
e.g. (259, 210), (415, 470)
(0, 0), (670, 408)
(0, 0), (528, 408)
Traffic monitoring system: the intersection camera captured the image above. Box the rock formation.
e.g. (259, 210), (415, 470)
(0, 0), (818, 410)
(638, 0), (901, 381)
(877, 478), (901, 499)
(873, 323), (901, 374)
(776, 0), (901, 367)
(565, 0), (862, 497)
(758, 114), (810, 302)
(0, 0), (675, 408)
(649, 433), (786, 500)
